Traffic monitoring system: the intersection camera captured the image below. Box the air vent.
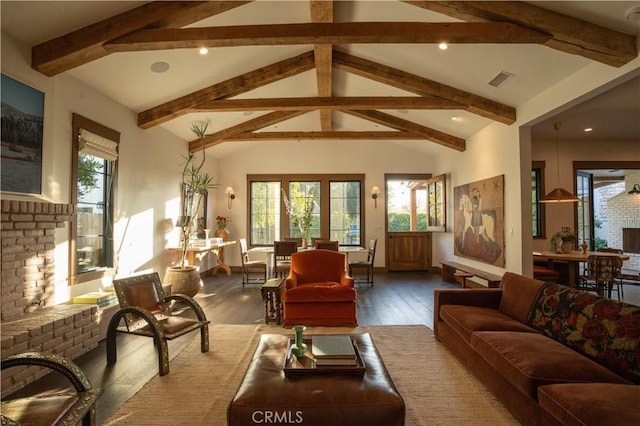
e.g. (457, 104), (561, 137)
(488, 71), (515, 88)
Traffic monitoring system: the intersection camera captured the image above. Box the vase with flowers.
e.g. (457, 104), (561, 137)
(215, 215), (231, 241)
(282, 186), (316, 248)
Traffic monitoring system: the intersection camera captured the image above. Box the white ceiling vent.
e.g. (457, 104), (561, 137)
(488, 71), (515, 88)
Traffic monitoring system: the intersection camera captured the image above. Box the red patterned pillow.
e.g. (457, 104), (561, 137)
(526, 282), (640, 384)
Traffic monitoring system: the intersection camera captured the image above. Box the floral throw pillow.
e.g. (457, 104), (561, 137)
(526, 282), (640, 384)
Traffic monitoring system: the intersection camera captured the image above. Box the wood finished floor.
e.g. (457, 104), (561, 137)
(8, 271), (640, 424)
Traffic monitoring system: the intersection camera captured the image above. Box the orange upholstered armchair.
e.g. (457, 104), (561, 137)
(283, 249), (357, 327)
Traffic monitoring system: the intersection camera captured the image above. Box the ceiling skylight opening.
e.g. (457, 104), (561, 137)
(438, 42), (448, 50)
(487, 71), (515, 88)
(199, 47), (209, 55)
(584, 127), (593, 132)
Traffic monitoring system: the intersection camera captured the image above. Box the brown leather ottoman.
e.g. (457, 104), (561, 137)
(228, 333), (405, 426)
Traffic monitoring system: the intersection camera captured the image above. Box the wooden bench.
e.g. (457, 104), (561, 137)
(441, 261), (503, 288)
(621, 268), (640, 283)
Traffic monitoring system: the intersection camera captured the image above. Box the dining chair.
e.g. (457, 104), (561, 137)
(577, 255), (623, 300)
(239, 238), (267, 287)
(273, 240), (298, 278)
(348, 239), (377, 286)
(597, 248), (625, 299)
(283, 236), (303, 247)
(314, 240), (339, 251)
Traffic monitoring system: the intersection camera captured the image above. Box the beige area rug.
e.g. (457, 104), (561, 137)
(104, 324), (518, 425)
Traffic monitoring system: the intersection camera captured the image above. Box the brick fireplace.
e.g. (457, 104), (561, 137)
(1, 199), (74, 320)
(1, 199), (100, 397)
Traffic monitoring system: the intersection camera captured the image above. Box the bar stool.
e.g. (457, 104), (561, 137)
(454, 272), (474, 288)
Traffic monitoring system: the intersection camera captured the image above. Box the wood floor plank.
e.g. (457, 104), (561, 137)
(8, 270), (640, 423)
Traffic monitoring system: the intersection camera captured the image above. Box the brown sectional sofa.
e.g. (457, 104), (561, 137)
(434, 272), (640, 425)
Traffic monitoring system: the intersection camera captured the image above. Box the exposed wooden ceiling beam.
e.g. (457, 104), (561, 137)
(226, 131), (424, 141)
(333, 50), (516, 125)
(310, 0), (334, 131)
(345, 110), (466, 151)
(404, 1), (637, 67)
(138, 51), (316, 129)
(104, 22), (551, 51)
(31, 1), (251, 76)
(193, 96), (464, 112)
(189, 110), (308, 152)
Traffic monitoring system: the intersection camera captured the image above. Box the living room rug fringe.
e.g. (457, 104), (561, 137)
(104, 324), (517, 425)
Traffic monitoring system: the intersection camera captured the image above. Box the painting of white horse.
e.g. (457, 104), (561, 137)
(459, 193), (496, 243)
(453, 175), (505, 266)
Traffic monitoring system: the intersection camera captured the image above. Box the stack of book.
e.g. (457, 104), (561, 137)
(311, 335), (357, 366)
(72, 291), (118, 307)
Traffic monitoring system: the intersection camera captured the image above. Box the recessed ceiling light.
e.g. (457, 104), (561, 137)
(150, 62), (170, 73)
(438, 42), (448, 50)
(584, 128), (593, 132)
(451, 116), (461, 121)
(199, 47), (209, 55)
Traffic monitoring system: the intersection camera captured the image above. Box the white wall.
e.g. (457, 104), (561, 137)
(432, 58), (640, 278)
(2, 32), (189, 300)
(213, 140), (437, 268)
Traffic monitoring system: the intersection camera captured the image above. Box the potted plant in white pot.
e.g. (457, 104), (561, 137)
(165, 122), (218, 296)
(551, 228), (576, 254)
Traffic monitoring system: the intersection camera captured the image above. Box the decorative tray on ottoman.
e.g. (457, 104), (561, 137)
(283, 336), (366, 377)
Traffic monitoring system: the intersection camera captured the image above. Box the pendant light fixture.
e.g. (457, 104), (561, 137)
(540, 122), (579, 203)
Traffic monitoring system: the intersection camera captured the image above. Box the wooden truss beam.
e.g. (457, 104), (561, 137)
(333, 50), (516, 125)
(32, 1), (251, 76)
(404, 1), (637, 67)
(104, 22), (550, 51)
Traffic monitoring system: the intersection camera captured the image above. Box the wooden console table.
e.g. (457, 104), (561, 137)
(168, 240), (236, 276)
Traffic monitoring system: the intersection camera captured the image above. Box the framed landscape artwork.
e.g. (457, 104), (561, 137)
(453, 175), (505, 267)
(1, 74), (44, 194)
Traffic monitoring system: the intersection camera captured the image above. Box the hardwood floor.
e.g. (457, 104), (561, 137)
(7, 271), (640, 424)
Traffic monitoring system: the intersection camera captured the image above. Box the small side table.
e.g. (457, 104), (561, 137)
(454, 272), (474, 288)
(260, 278), (284, 325)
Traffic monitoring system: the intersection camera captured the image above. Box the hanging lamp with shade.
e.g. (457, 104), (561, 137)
(540, 122), (579, 203)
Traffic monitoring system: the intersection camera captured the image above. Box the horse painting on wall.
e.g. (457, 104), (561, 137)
(454, 175), (505, 266)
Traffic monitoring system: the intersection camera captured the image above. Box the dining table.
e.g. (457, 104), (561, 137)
(533, 250), (629, 287)
(248, 245), (368, 278)
(167, 240), (237, 276)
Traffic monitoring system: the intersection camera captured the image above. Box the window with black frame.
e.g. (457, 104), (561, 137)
(248, 174), (364, 247)
(71, 114), (119, 283)
(532, 162), (546, 238)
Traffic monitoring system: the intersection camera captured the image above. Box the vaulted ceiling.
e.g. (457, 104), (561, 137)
(2, 1), (639, 157)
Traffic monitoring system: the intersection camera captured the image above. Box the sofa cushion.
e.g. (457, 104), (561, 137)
(440, 305), (539, 343)
(284, 284), (356, 303)
(498, 272), (545, 324)
(538, 383), (640, 426)
(526, 282), (640, 384)
(471, 331), (629, 399)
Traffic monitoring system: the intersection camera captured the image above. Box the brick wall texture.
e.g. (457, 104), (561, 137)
(1, 200), (100, 397)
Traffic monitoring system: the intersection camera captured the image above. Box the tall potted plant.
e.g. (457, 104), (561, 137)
(166, 122), (218, 296)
